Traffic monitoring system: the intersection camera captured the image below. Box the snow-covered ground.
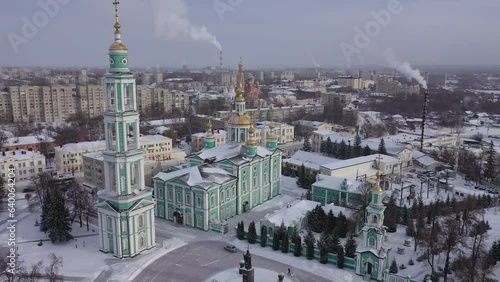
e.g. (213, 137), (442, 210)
(206, 267), (295, 282)
(0, 211), (109, 281)
(231, 238), (362, 282)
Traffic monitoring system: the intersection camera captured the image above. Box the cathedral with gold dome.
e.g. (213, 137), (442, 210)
(153, 59), (282, 232)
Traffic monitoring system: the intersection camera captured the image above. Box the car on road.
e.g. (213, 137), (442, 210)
(224, 245), (237, 253)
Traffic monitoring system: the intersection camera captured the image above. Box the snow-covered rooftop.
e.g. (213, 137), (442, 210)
(0, 150), (45, 162)
(283, 150), (338, 171)
(321, 154), (397, 170)
(55, 140), (105, 152)
(313, 175), (363, 193)
(140, 135), (172, 143)
(195, 143), (272, 163)
(142, 118), (186, 126)
(192, 130), (227, 138)
(153, 163), (236, 189)
(4, 135), (55, 147)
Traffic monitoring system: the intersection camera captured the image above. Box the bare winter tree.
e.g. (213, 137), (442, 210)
(438, 215), (465, 282)
(30, 172), (54, 211)
(45, 253), (63, 282)
(25, 261), (44, 282)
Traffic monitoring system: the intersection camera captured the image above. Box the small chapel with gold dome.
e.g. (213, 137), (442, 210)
(153, 59), (282, 232)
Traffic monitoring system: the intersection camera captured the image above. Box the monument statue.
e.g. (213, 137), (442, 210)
(243, 250), (252, 269)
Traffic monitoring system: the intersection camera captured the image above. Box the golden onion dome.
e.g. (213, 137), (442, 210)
(269, 122), (276, 130)
(110, 41), (128, 51)
(249, 126), (255, 134)
(373, 185), (383, 193)
(246, 139), (257, 147)
(235, 95), (246, 103)
(268, 134), (278, 141)
(207, 119), (213, 129)
(228, 114), (252, 126)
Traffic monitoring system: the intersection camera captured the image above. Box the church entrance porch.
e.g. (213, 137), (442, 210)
(173, 211), (184, 225)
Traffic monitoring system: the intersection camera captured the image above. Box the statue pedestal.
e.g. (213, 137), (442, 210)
(242, 267), (255, 282)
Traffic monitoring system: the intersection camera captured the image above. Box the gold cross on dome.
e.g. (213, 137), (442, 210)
(113, 1), (120, 19)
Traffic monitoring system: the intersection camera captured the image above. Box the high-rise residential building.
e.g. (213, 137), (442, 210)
(96, 3), (155, 258)
(136, 85), (190, 114)
(76, 85), (106, 118)
(0, 91), (12, 123)
(8, 85), (78, 123)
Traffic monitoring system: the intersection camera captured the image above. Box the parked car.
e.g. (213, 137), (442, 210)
(224, 245), (237, 253)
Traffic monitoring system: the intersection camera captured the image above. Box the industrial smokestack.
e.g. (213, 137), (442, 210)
(420, 88), (429, 152)
(220, 50), (223, 69)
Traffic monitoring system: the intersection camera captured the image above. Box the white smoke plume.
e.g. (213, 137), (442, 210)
(152, 0), (222, 51)
(384, 48), (427, 89)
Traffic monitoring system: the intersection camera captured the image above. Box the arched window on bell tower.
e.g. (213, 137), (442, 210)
(109, 84), (116, 111)
(372, 214), (378, 224)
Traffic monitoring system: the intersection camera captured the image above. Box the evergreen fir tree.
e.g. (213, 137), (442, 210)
(410, 201), (418, 219)
(303, 135), (312, 152)
(484, 141), (497, 181)
(40, 188), (52, 233)
(272, 231), (280, 251)
(260, 225), (268, 247)
(363, 145), (372, 156)
(346, 141), (352, 159)
(305, 229), (315, 260)
(332, 140), (339, 158)
(281, 231), (289, 253)
(344, 233), (357, 258)
(247, 221), (257, 244)
(296, 164), (308, 189)
(353, 132), (362, 157)
(293, 234), (302, 257)
(337, 247), (345, 269)
(47, 189), (73, 243)
(336, 212), (349, 238)
(384, 196), (398, 232)
(389, 258), (398, 273)
(320, 141), (326, 154)
(402, 206), (409, 226)
(338, 140), (348, 160)
(325, 137), (333, 156)
(329, 231), (340, 253)
(325, 210), (336, 234)
(237, 221), (245, 240)
(378, 138), (387, 155)
(318, 231), (329, 264)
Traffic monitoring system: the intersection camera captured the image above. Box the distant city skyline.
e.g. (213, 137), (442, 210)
(1, 0), (500, 68)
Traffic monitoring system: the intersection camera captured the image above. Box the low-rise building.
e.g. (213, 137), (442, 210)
(1, 135), (55, 152)
(1, 150), (46, 181)
(292, 120), (333, 137)
(283, 150), (337, 176)
(56, 135), (183, 175)
(320, 154), (399, 181)
(55, 141), (105, 175)
(312, 175), (365, 207)
(191, 130), (227, 153)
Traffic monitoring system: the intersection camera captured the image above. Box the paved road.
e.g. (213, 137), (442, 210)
(132, 240), (331, 282)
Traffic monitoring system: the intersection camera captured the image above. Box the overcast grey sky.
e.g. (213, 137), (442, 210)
(1, 0), (499, 68)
